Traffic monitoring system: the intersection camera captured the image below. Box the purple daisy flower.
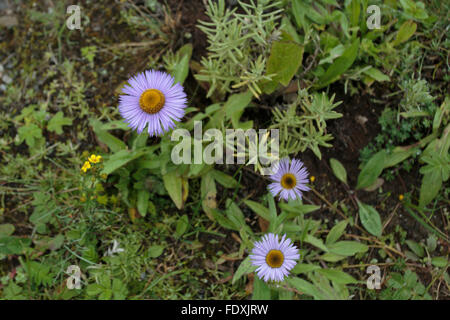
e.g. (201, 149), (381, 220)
(268, 158), (310, 201)
(118, 70), (187, 136)
(249, 233), (300, 282)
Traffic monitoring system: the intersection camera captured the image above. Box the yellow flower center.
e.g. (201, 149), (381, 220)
(266, 250), (284, 268)
(281, 173), (297, 189)
(139, 89), (165, 114)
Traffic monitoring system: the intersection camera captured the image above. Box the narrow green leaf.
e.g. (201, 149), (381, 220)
(356, 150), (387, 189)
(329, 158), (348, 185)
(357, 201), (382, 237)
(244, 200), (270, 221)
(175, 215), (189, 238)
(328, 240), (368, 256)
(419, 170), (442, 207)
(162, 171), (183, 210)
(326, 220), (348, 245)
(232, 256), (256, 285)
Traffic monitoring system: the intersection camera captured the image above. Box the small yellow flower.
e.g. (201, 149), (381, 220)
(88, 154), (102, 164)
(399, 194), (404, 201)
(81, 161), (91, 173)
(100, 173), (108, 180)
(310, 176), (316, 183)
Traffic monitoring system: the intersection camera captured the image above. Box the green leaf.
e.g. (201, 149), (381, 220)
(318, 38), (360, 88)
(252, 276), (271, 300)
(392, 20), (417, 46)
(0, 224), (15, 237)
(201, 173), (217, 219)
(383, 146), (419, 168)
(304, 234), (329, 252)
(316, 269), (358, 284)
(419, 170), (442, 207)
(211, 209), (238, 231)
(224, 91), (253, 129)
(211, 170), (240, 188)
(362, 67), (390, 82)
(244, 200), (271, 221)
(291, 263), (321, 274)
(405, 240), (425, 258)
(0, 236), (31, 255)
(266, 39), (304, 87)
(112, 279), (128, 300)
(356, 150), (387, 189)
(148, 245), (164, 258)
(349, 0), (361, 27)
(17, 123), (43, 148)
(329, 158), (348, 185)
(286, 277), (324, 300)
(175, 214), (189, 238)
(162, 171), (184, 210)
(320, 252), (347, 262)
(91, 119), (127, 153)
(170, 43), (192, 85)
(137, 189), (150, 217)
(431, 256), (448, 268)
(101, 149), (146, 175)
(326, 220), (348, 245)
(226, 200), (246, 230)
(357, 201), (382, 237)
(47, 111), (72, 134)
(328, 240), (368, 256)
(232, 256), (256, 285)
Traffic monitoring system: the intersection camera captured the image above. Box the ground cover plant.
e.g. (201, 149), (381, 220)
(0, 0), (448, 300)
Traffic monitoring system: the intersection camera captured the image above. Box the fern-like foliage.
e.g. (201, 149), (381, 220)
(196, 0), (283, 99)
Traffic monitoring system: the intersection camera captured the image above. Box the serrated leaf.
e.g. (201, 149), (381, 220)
(47, 111), (73, 134)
